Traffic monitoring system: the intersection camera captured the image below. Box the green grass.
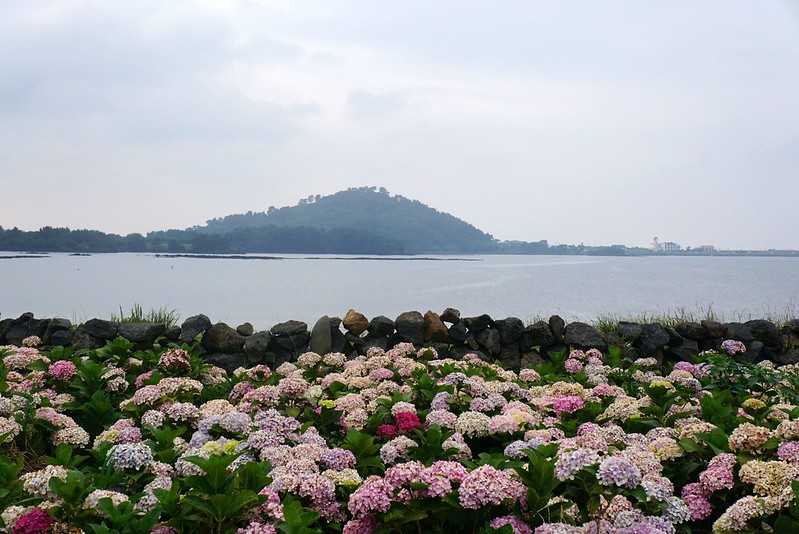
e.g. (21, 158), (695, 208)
(111, 304), (180, 328)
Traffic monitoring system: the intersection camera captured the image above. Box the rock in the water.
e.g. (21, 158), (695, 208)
(476, 328), (501, 356)
(81, 318), (118, 340)
(118, 323), (167, 345)
(675, 322), (707, 341)
(310, 316), (333, 355)
(180, 314), (212, 343)
(236, 323), (254, 336)
(423, 311), (448, 342)
(448, 321), (468, 343)
(549, 315), (566, 342)
(271, 320), (308, 337)
(395, 311), (424, 344)
(497, 317), (524, 345)
(464, 314), (494, 333)
(244, 331), (272, 359)
(203, 323), (245, 353)
(204, 353), (248, 373)
(343, 309), (369, 336)
(564, 322), (606, 349)
(617, 322), (643, 340)
(440, 308), (461, 324)
(368, 316), (395, 337)
(638, 324), (670, 355)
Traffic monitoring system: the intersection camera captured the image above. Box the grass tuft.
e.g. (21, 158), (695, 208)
(111, 304), (180, 327)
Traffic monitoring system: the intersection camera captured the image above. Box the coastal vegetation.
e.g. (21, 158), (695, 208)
(7, 187), (791, 256)
(2, 313), (799, 533)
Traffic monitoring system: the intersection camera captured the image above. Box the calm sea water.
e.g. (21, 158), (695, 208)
(1, 253), (798, 329)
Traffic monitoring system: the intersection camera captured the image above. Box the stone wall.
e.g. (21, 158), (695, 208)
(2, 310), (798, 372)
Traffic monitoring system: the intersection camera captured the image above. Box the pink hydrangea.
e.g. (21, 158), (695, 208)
(490, 515), (532, 534)
(458, 465), (525, 510)
(48, 360), (77, 381)
(395, 412), (421, 433)
(564, 359), (584, 374)
(552, 395), (585, 416)
(721, 339), (746, 355)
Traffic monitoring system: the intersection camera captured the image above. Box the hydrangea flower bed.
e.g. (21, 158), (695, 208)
(2, 334), (799, 533)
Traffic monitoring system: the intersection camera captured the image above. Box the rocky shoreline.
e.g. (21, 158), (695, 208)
(2, 309), (798, 372)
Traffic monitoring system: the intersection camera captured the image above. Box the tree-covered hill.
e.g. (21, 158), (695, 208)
(198, 186), (498, 254)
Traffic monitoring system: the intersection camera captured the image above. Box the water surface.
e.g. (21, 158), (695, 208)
(1, 253), (797, 328)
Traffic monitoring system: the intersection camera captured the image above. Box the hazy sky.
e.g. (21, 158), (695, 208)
(2, 1), (798, 249)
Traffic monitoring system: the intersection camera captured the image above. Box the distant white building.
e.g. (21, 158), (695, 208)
(663, 241), (681, 252)
(697, 245), (716, 254)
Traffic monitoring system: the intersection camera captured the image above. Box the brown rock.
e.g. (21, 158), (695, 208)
(343, 309), (369, 336)
(423, 310), (449, 342)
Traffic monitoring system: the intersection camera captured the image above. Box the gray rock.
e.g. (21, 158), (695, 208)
(343, 310), (369, 336)
(44, 318), (72, 345)
(675, 322), (707, 341)
(440, 308), (461, 324)
(273, 332), (310, 352)
(617, 322), (643, 340)
(725, 322), (754, 343)
(271, 320), (308, 337)
(49, 329), (73, 347)
(310, 316), (333, 355)
(564, 322), (606, 349)
(498, 344), (521, 370)
(180, 314), (212, 343)
(72, 329), (103, 350)
(118, 322), (166, 345)
(448, 321), (468, 343)
(701, 320), (726, 339)
(330, 319), (347, 353)
(638, 324), (670, 355)
(464, 314), (494, 333)
(476, 328), (501, 356)
(497, 317), (524, 345)
(0, 318), (12, 344)
(204, 353), (248, 373)
(395, 311), (425, 344)
(203, 323), (245, 353)
(738, 340), (762, 364)
(368, 316), (395, 337)
(521, 321), (555, 349)
(164, 325), (181, 341)
(236, 323), (254, 336)
(775, 350), (799, 365)
(745, 320), (781, 348)
(666, 337), (700, 361)
(549, 315), (566, 342)
(244, 331), (272, 359)
(345, 332), (366, 354)
(82, 318), (118, 340)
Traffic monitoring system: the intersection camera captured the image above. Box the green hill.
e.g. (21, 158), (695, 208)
(200, 186), (498, 254)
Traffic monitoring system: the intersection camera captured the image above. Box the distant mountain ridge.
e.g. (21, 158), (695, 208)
(198, 186), (498, 254)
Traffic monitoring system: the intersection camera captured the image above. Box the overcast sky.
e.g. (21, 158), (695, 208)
(2, 1), (798, 249)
